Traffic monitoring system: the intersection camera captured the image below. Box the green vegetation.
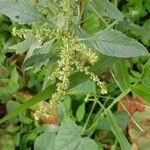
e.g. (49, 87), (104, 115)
(0, 0), (150, 149)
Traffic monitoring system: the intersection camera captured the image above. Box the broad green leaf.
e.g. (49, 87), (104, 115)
(6, 100), (20, 123)
(22, 52), (58, 69)
(77, 138), (98, 150)
(142, 76), (150, 87)
(142, 59), (150, 77)
(68, 80), (94, 95)
(22, 53), (50, 69)
(106, 110), (131, 150)
(82, 13), (100, 33)
(0, 0), (43, 24)
(8, 36), (36, 54)
(97, 111), (129, 131)
(89, 0), (123, 21)
(132, 84), (150, 103)
(34, 132), (56, 150)
(93, 28), (149, 58)
(112, 59), (130, 91)
(0, 56), (116, 124)
(76, 103), (85, 122)
(55, 119), (84, 150)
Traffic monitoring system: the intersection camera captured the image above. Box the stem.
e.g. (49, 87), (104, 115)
(101, 88), (131, 116)
(110, 69), (144, 132)
(84, 83), (97, 129)
(84, 100), (97, 130)
(87, 88), (131, 131)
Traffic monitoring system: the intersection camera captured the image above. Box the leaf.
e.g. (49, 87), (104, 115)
(6, 100), (20, 123)
(22, 52), (59, 69)
(55, 119), (84, 150)
(89, 0), (123, 21)
(142, 59), (150, 77)
(34, 132), (56, 150)
(9, 36), (36, 54)
(68, 80), (94, 95)
(0, 0), (43, 24)
(77, 138), (98, 150)
(93, 28), (149, 58)
(0, 67), (19, 95)
(76, 103), (85, 122)
(106, 110), (131, 150)
(0, 56), (116, 124)
(112, 59), (130, 91)
(132, 84), (150, 103)
(22, 53), (50, 69)
(97, 111), (129, 131)
(33, 41), (54, 55)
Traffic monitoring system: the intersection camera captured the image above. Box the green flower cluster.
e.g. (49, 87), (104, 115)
(34, 33), (107, 121)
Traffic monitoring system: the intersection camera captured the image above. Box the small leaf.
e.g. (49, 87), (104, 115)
(34, 132), (56, 150)
(22, 52), (59, 69)
(132, 84), (150, 103)
(0, 0), (43, 24)
(89, 0), (123, 21)
(93, 28), (149, 58)
(9, 36), (36, 54)
(76, 103), (85, 122)
(112, 59), (130, 91)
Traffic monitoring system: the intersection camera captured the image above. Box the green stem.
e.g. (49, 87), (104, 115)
(87, 88), (131, 131)
(84, 83), (97, 129)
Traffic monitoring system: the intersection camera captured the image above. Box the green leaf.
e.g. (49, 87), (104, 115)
(63, 96), (72, 114)
(76, 103), (85, 122)
(0, 56), (116, 124)
(142, 59), (150, 77)
(33, 41), (54, 55)
(0, 67), (19, 95)
(8, 36), (36, 54)
(77, 138), (98, 150)
(106, 110), (131, 150)
(112, 59), (130, 91)
(93, 28), (149, 58)
(34, 132), (56, 150)
(55, 119), (84, 150)
(22, 53), (50, 69)
(89, 0), (123, 21)
(132, 84), (150, 103)
(6, 100), (20, 123)
(97, 111), (129, 131)
(22, 52), (59, 69)
(68, 80), (94, 95)
(0, 0), (43, 24)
